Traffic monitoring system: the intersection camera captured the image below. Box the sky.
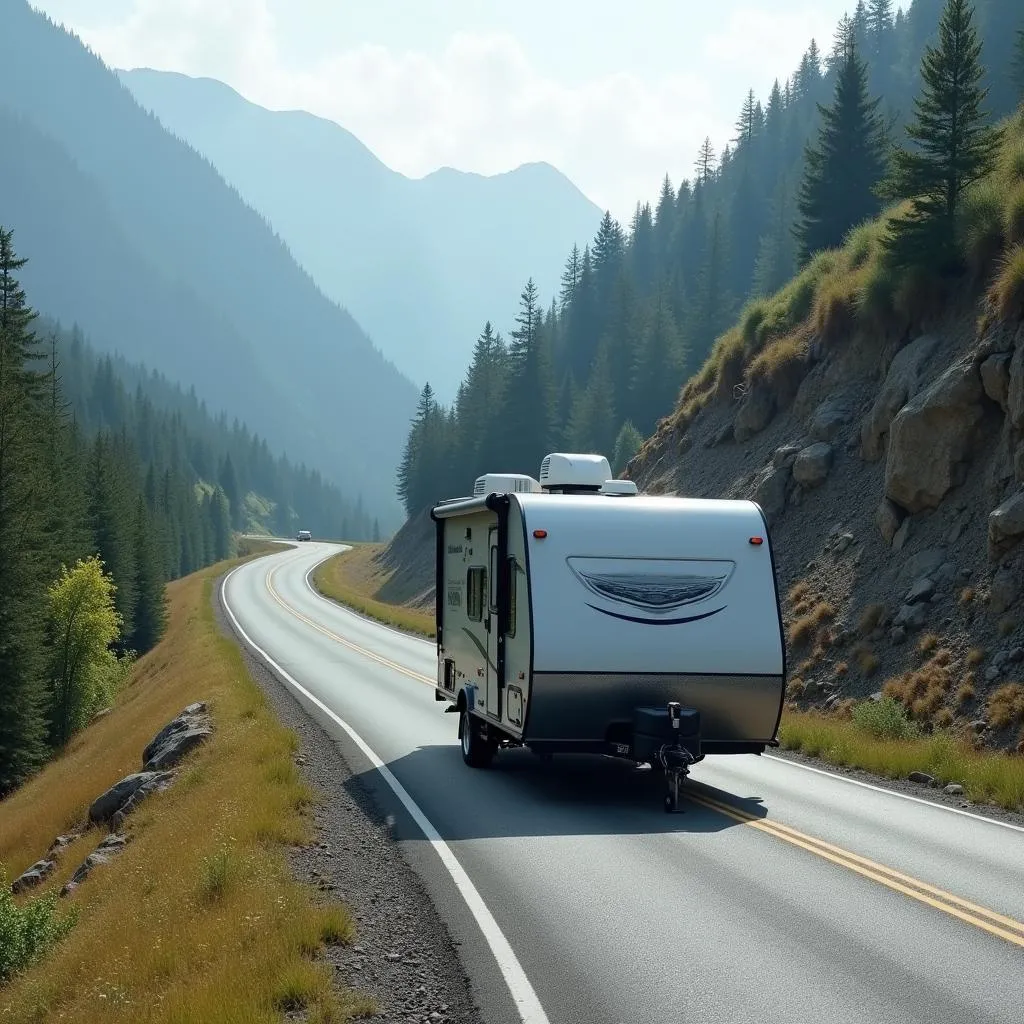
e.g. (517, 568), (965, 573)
(33, 0), (856, 221)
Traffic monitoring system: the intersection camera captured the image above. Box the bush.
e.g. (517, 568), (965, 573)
(852, 696), (920, 741)
(988, 244), (1024, 321)
(959, 179), (1005, 278)
(0, 868), (77, 985)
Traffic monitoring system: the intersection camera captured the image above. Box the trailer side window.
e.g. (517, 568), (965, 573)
(466, 567), (485, 622)
(507, 557), (517, 638)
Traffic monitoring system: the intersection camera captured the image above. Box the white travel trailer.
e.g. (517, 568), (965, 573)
(430, 453), (787, 811)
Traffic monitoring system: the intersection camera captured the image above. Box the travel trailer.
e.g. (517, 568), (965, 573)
(429, 453), (787, 812)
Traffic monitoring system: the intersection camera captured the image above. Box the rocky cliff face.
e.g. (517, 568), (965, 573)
(628, 309), (1024, 753)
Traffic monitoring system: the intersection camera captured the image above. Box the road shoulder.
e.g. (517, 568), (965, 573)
(214, 569), (486, 1024)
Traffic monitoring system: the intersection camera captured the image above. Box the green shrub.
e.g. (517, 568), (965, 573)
(852, 696), (920, 741)
(0, 867), (77, 985)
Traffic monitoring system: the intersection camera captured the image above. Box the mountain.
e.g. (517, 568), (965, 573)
(117, 68), (604, 399)
(0, 1), (418, 522)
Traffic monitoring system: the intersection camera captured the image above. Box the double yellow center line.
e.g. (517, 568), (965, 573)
(262, 555), (1024, 951)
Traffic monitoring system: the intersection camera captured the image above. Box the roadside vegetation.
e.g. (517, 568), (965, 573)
(0, 553), (373, 1022)
(313, 546), (435, 638)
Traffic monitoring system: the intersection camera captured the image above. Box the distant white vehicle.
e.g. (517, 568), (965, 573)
(297, 530), (312, 542)
(430, 452), (786, 812)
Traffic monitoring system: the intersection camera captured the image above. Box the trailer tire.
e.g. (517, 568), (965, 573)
(460, 709), (497, 768)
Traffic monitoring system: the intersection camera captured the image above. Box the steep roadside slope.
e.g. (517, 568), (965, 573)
(628, 115), (1024, 754)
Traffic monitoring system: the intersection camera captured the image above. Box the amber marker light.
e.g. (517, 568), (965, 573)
(749, 536), (764, 546)
(533, 529), (548, 539)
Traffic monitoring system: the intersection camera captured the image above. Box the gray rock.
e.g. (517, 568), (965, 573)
(144, 703), (212, 770)
(1011, 647), (1024, 663)
(876, 499), (905, 545)
(980, 353), (1012, 410)
(943, 783), (965, 796)
(752, 465), (790, 522)
(1009, 345), (1024, 430)
(988, 491), (1024, 555)
(734, 387), (776, 442)
(890, 626), (907, 643)
(992, 650), (1008, 669)
(89, 770), (175, 825)
(110, 772), (176, 830)
(946, 519), (968, 545)
(989, 568), (1020, 615)
(706, 422), (734, 448)
(905, 578), (936, 604)
(884, 357), (984, 513)
(902, 548), (947, 583)
(970, 720), (988, 733)
(908, 771), (936, 786)
(894, 603), (928, 630)
(869, 691), (883, 702)
(793, 443), (834, 487)
(772, 443), (803, 469)
(892, 518), (911, 552)
(861, 334), (941, 461)
(834, 532), (855, 554)
(61, 834), (131, 896)
(810, 398), (852, 442)
(935, 562), (957, 583)
(11, 859), (56, 894)
(985, 665), (1001, 683)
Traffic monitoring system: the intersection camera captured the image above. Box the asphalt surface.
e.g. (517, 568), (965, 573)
(223, 542), (1024, 1024)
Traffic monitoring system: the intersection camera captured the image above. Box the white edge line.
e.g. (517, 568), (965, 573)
(220, 563), (550, 1024)
(298, 545), (1024, 834)
(764, 754), (1024, 834)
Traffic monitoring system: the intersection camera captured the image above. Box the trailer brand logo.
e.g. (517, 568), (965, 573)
(567, 557), (733, 626)
(447, 544), (464, 555)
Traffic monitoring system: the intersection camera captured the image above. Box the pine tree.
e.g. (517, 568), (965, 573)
(867, 0), (894, 43)
(612, 421), (644, 476)
(795, 29), (888, 262)
(130, 495), (167, 653)
(0, 229), (51, 793)
(884, 0), (1003, 271)
(218, 453), (243, 530)
(1014, 26), (1024, 98)
(559, 246), (582, 314)
(694, 137), (716, 185)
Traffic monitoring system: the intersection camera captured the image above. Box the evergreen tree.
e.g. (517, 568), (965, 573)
(884, 0), (1002, 272)
(209, 486), (233, 561)
(795, 29), (888, 262)
(695, 137), (716, 185)
(1014, 26), (1024, 98)
(218, 453), (243, 530)
(130, 495), (167, 653)
(559, 245), (582, 314)
(0, 229), (50, 793)
(867, 0), (894, 44)
(612, 421), (644, 476)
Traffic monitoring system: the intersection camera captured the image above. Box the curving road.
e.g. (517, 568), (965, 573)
(223, 542), (1024, 1024)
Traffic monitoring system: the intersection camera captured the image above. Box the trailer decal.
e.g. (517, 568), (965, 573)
(584, 603), (727, 626)
(461, 627), (497, 674)
(569, 559), (732, 611)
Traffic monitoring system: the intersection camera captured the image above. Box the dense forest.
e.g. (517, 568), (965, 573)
(397, 0), (1024, 517)
(0, 230), (371, 796)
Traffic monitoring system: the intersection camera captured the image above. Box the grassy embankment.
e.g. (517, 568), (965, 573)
(312, 544), (435, 638)
(0, 546), (374, 1022)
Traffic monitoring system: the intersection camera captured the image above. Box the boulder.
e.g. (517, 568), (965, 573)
(904, 578), (936, 605)
(980, 353), (1012, 411)
(772, 443), (803, 469)
(884, 358), (984, 513)
(901, 548), (947, 583)
(809, 398), (852, 442)
(89, 770), (175, 825)
(11, 859), (56, 895)
(892, 518), (911, 552)
(61, 834), (131, 897)
(143, 702), (212, 770)
(988, 491), (1024, 555)
(861, 334), (940, 461)
(876, 499), (904, 545)
(792, 443), (834, 487)
(894, 603), (929, 630)
(734, 387), (776, 442)
(752, 465), (790, 522)
(111, 773), (176, 830)
(990, 568), (1021, 615)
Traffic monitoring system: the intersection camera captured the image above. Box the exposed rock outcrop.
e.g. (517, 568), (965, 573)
(143, 701), (212, 770)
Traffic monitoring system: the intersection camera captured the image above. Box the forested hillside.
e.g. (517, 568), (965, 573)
(0, 0), (417, 521)
(119, 69), (603, 400)
(396, 0), (1024, 514)
(0, 230), (366, 797)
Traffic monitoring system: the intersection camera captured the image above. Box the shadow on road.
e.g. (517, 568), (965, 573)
(343, 743), (769, 842)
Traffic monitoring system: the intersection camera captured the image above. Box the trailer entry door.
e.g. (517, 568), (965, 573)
(486, 527), (500, 719)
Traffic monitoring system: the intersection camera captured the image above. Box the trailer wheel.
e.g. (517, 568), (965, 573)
(460, 709), (497, 768)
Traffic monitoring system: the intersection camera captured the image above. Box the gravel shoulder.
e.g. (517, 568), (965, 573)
(213, 569), (486, 1024)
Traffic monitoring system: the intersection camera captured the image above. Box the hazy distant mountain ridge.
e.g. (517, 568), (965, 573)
(119, 68), (604, 398)
(0, 1), (418, 521)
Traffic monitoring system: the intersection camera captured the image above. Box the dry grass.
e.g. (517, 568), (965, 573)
(998, 616), (1017, 638)
(960, 586), (976, 605)
(967, 647), (985, 666)
(779, 710), (1024, 811)
(0, 557), (374, 1023)
(313, 545), (435, 639)
(236, 537), (292, 558)
(788, 601), (836, 647)
(987, 244), (1024, 322)
(988, 683), (1024, 731)
(956, 680), (977, 707)
(917, 633), (940, 655)
(855, 645), (880, 677)
(882, 653), (956, 725)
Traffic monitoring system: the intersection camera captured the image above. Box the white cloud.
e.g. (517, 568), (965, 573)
(36, 0), (849, 222)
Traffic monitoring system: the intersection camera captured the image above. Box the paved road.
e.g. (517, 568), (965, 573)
(223, 542), (1024, 1024)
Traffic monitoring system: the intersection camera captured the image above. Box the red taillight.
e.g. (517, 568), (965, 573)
(749, 536), (764, 546)
(533, 529), (548, 539)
